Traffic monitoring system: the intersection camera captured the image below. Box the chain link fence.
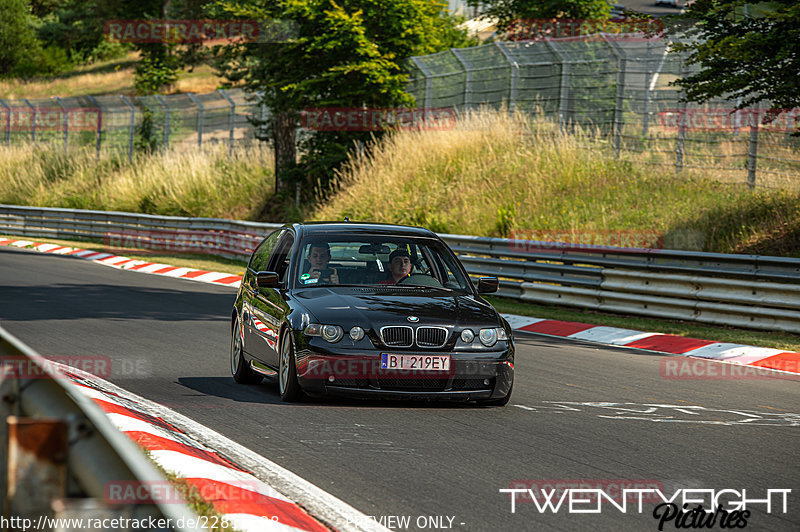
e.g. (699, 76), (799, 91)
(0, 89), (266, 161)
(407, 35), (800, 190)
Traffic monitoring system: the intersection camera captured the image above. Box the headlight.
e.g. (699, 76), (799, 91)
(304, 323), (344, 343)
(479, 327), (507, 346)
(479, 328), (497, 346)
(461, 329), (475, 343)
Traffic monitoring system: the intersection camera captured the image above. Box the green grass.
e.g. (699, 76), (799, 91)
(313, 110), (800, 257)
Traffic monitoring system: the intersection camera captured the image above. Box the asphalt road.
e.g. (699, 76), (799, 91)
(1, 245), (798, 531)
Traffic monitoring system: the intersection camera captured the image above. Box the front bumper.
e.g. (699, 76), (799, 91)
(294, 344), (514, 400)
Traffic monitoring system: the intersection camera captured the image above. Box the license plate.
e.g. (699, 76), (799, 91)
(380, 354), (451, 371)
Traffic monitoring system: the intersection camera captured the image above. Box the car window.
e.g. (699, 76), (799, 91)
(249, 230), (281, 272)
(293, 235), (471, 291)
(269, 232), (295, 283)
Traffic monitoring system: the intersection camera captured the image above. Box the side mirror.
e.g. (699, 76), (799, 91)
(256, 271), (280, 288)
(477, 277), (499, 294)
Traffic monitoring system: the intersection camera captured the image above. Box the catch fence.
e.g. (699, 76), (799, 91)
(407, 35), (800, 189)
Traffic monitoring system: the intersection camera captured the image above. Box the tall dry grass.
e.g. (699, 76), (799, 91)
(0, 143), (274, 220)
(313, 109), (800, 255)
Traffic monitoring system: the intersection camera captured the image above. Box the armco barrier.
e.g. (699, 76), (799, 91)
(2, 204), (799, 333)
(0, 325), (203, 531)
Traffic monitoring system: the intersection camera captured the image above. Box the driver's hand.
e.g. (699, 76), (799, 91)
(329, 268), (339, 284)
(309, 268), (321, 280)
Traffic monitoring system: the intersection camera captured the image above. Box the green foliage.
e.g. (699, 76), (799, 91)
(209, 0), (472, 193)
(671, 0), (800, 121)
(134, 51), (180, 95)
(469, 0), (612, 32)
(0, 0), (46, 77)
(135, 108), (159, 153)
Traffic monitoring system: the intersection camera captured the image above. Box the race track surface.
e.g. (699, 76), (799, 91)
(1, 246), (798, 531)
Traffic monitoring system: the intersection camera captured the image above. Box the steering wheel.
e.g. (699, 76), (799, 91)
(397, 273), (444, 288)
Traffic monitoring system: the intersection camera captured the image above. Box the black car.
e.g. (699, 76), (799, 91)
(230, 222), (514, 405)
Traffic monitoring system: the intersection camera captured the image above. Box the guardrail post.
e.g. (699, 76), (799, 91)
(86, 95), (102, 160)
(495, 42), (519, 113)
(154, 95), (170, 151)
(451, 49), (472, 111)
(54, 97), (69, 153)
(187, 93), (204, 148)
(0, 98), (10, 145)
(5, 417), (68, 526)
(23, 99), (36, 143)
(119, 95), (136, 163)
(218, 89), (236, 156)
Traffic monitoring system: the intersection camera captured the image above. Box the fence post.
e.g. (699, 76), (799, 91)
(86, 95), (102, 160)
(544, 41), (571, 130)
(747, 108), (759, 189)
(218, 89), (236, 156)
(675, 58), (689, 174)
(451, 49), (472, 111)
(410, 57), (434, 110)
(643, 41), (653, 136)
(119, 95), (136, 163)
(0, 98), (10, 145)
(495, 42), (519, 113)
(54, 97), (69, 152)
(23, 99), (36, 142)
(187, 93), (204, 148)
(155, 95), (170, 151)
(603, 36), (627, 158)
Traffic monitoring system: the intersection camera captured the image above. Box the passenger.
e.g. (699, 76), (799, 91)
(304, 243), (339, 284)
(379, 247), (413, 284)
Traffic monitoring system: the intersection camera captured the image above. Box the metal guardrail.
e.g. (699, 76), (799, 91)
(0, 325), (202, 531)
(1, 204), (799, 333)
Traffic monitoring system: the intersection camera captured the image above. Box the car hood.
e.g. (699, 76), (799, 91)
(293, 287), (500, 328)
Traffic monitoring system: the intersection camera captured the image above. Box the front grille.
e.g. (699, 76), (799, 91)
(380, 326), (413, 347)
(415, 327), (448, 348)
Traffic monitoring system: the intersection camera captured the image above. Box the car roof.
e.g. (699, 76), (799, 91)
(292, 222), (438, 239)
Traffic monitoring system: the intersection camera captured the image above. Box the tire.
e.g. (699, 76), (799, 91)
(231, 317), (262, 384)
(278, 329), (304, 402)
(479, 384), (512, 407)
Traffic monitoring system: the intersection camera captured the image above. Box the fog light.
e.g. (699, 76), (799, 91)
(328, 375), (335, 382)
(483, 378), (490, 386)
(349, 326), (365, 341)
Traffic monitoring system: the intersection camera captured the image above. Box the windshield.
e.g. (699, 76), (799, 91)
(294, 234), (471, 291)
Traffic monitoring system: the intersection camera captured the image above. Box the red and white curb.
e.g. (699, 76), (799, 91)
(0, 238), (243, 289)
(58, 365), (389, 532)
(502, 314), (800, 376)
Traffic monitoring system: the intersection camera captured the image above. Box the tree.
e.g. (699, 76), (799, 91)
(209, 0), (471, 198)
(469, 0), (612, 32)
(670, 0), (800, 121)
(0, 0), (44, 77)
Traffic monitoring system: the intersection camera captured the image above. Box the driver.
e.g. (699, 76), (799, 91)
(380, 247), (413, 284)
(305, 243), (339, 284)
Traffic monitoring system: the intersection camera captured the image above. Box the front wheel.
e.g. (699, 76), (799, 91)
(231, 317), (262, 384)
(278, 330), (304, 402)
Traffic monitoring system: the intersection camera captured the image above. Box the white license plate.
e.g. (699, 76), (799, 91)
(380, 354), (451, 371)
